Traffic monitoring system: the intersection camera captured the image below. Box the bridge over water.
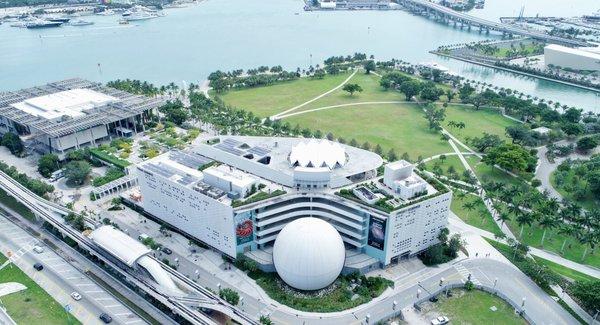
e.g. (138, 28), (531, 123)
(396, 0), (590, 47)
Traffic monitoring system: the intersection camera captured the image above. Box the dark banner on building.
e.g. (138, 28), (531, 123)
(235, 214), (254, 245)
(368, 217), (386, 250)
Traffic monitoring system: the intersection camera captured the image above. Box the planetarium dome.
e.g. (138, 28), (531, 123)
(272, 217), (346, 291)
(289, 139), (347, 169)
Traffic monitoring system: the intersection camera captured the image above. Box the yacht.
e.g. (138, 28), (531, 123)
(70, 19), (94, 26)
(26, 19), (63, 29)
(124, 11), (160, 21)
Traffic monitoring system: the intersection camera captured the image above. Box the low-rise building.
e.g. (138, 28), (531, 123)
(544, 44), (600, 72)
(0, 78), (164, 158)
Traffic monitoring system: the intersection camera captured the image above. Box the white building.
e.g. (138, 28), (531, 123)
(0, 79), (164, 158)
(135, 136), (452, 290)
(544, 44), (600, 72)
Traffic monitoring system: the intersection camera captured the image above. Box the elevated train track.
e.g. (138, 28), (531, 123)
(0, 170), (257, 325)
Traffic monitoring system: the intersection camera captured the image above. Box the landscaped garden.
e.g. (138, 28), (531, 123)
(423, 289), (526, 325)
(450, 191), (503, 237)
(234, 257), (393, 312)
(0, 253), (80, 325)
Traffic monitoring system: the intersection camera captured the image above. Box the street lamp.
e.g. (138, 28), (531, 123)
(365, 314), (370, 324)
(195, 269), (199, 279)
(217, 283), (221, 291)
(493, 277), (498, 291)
(417, 288), (422, 299)
(521, 297), (526, 315)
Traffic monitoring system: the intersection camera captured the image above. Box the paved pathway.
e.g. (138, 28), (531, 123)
(271, 69), (358, 120)
(277, 101), (410, 119)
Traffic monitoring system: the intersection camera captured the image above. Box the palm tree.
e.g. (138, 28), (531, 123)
(557, 223), (576, 254)
(497, 211), (511, 228)
(539, 214), (558, 246)
(516, 212), (534, 238)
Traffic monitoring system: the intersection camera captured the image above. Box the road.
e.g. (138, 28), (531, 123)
(0, 213), (144, 325)
(106, 202), (578, 324)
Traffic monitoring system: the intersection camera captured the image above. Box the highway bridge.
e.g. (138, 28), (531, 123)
(0, 170), (257, 325)
(396, 0), (590, 47)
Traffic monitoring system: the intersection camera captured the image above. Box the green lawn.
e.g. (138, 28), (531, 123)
(550, 170), (599, 211)
(0, 254), (80, 325)
(284, 103), (452, 159)
(498, 202), (600, 268)
(433, 289), (526, 325)
(215, 72), (352, 117)
(421, 155), (467, 177)
(444, 105), (517, 144)
(451, 192), (503, 237)
(533, 256), (597, 282)
(291, 72), (407, 113)
(470, 159), (523, 185)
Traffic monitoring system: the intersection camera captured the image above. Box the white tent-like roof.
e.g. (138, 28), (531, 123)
(89, 226), (151, 267)
(289, 139), (347, 169)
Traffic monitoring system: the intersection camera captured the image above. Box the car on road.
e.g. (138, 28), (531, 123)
(33, 263), (44, 271)
(33, 245), (44, 254)
(161, 247), (172, 255)
(99, 313), (112, 323)
(431, 316), (449, 325)
(71, 292), (82, 301)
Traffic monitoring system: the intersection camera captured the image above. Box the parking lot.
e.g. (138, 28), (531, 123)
(0, 214), (145, 325)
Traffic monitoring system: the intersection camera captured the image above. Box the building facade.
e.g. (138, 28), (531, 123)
(135, 136), (452, 274)
(544, 44), (600, 72)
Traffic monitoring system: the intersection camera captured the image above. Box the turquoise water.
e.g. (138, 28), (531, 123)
(0, 0), (599, 111)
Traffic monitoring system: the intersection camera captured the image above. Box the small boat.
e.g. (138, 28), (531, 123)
(70, 19), (94, 26)
(123, 11), (160, 21)
(118, 19), (129, 25)
(44, 15), (70, 23)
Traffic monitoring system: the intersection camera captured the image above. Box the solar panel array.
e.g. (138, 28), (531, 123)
(169, 151), (212, 169)
(144, 163), (175, 179)
(248, 146), (270, 156)
(214, 138), (272, 158)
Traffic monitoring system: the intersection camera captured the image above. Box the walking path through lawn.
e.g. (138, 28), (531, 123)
(271, 69), (358, 119)
(277, 101), (410, 119)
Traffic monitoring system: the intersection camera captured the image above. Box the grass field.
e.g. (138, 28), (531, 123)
(215, 72), (352, 117)
(532, 256), (597, 283)
(290, 72), (407, 113)
(550, 171), (599, 211)
(284, 103), (452, 159)
(431, 289), (526, 325)
(451, 192), (503, 237)
(421, 155), (467, 176)
(0, 254), (80, 325)
(444, 105), (517, 144)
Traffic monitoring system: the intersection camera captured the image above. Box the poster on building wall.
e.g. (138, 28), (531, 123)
(368, 217), (386, 250)
(235, 214), (254, 245)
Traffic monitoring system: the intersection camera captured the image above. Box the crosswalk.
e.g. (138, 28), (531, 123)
(0, 238), (38, 271)
(454, 264), (482, 285)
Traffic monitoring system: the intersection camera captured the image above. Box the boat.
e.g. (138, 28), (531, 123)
(26, 19), (63, 29)
(44, 15), (71, 23)
(118, 19), (129, 25)
(96, 9), (115, 16)
(70, 19), (94, 26)
(418, 61), (450, 73)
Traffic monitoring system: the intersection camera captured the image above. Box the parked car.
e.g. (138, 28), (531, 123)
(33, 263), (44, 271)
(99, 313), (112, 323)
(161, 247), (172, 255)
(71, 292), (82, 301)
(431, 316), (449, 325)
(33, 245), (44, 254)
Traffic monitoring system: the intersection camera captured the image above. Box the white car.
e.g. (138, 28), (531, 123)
(71, 292), (82, 301)
(431, 316), (449, 325)
(33, 246), (44, 254)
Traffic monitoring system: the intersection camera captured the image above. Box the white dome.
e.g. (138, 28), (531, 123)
(272, 217), (345, 291)
(289, 140), (346, 169)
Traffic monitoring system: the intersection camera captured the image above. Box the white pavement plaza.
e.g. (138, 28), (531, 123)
(0, 213), (145, 325)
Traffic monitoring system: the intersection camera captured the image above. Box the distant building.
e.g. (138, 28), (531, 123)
(134, 136), (452, 290)
(0, 78), (164, 158)
(544, 44), (600, 72)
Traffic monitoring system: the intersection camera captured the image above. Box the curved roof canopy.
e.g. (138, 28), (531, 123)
(89, 226), (151, 267)
(289, 140), (347, 169)
(272, 217), (345, 291)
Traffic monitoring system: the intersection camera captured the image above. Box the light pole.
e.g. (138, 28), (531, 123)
(417, 288), (421, 299)
(365, 313), (370, 324)
(521, 297), (526, 315)
(393, 300), (398, 319)
(493, 277), (498, 292)
(195, 269), (199, 279)
(591, 309), (599, 325)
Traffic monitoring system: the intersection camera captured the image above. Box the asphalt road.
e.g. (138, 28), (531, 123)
(0, 213), (146, 325)
(106, 207), (578, 325)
